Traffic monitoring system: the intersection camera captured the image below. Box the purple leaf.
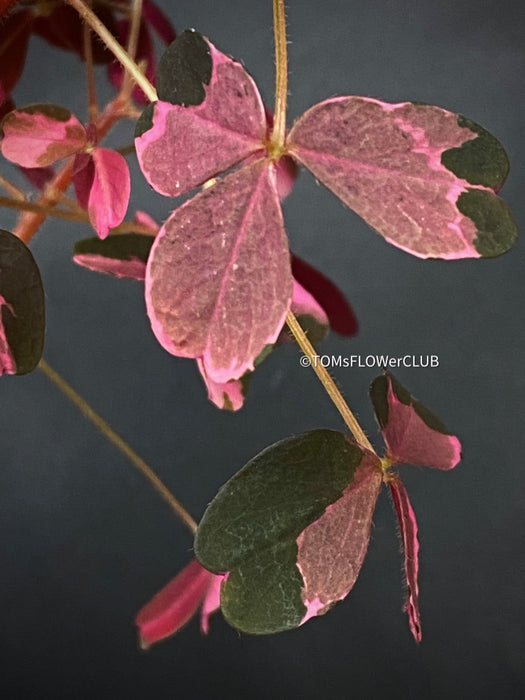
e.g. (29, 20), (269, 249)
(288, 97), (516, 259)
(296, 450), (382, 622)
(87, 148), (131, 239)
(0, 10), (32, 98)
(291, 254), (358, 336)
(135, 559), (219, 648)
(142, 0), (176, 45)
(135, 30), (266, 197)
(33, 3), (116, 64)
(1, 104), (86, 168)
(145, 159), (292, 383)
(370, 372), (462, 469)
(389, 475), (421, 643)
(19, 165), (55, 191)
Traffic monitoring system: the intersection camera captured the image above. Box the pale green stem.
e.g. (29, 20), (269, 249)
(39, 360), (198, 534)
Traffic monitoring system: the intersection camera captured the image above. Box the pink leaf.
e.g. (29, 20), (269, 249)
(370, 372), (462, 469)
(389, 475), (422, 643)
(72, 152), (95, 211)
(145, 159), (292, 383)
(73, 254), (146, 280)
(200, 573), (224, 635)
(289, 278), (328, 332)
(133, 210), (159, 234)
(88, 148), (131, 239)
(291, 254), (358, 336)
(135, 31), (266, 197)
(135, 560), (216, 648)
(1, 104), (86, 168)
(142, 0), (176, 45)
(296, 450), (382, 622)
(288, 97), (515, 259)
(196, 358), (247, 412)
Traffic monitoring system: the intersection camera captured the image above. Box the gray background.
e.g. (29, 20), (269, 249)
(1, 0), (524, 697)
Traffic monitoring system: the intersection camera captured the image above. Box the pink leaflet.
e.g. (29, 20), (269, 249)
(88, 148), (131, 239)
(135, 39), (266, 197)
(389, 476), (422, 643)
(290, 278), (328, 329)
(135, 559), (216, 648)
(1, 105), (86, 168)
(0, 294), (16, 375)
(73, 253), (146, 280)
(296, 451), (382, 622)
(288, 97), (489, 259)
(196, 358), (246, 411)
(291, 254), (358, 336)
(382, 376), (462, 469)
(200, 573), (224, 635)
(145, 159), (292, 383)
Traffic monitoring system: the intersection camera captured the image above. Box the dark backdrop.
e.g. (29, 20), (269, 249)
(1, 1), (524, 698)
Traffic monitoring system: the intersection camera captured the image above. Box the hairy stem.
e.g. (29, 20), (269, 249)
(270, 0), (288, 156)
(83, 20), (98, 121)
(286, 312), (375, 453)
(39, 359), (198, 534)
(66, 0), (157, 102)
(120, 0), (144, 101)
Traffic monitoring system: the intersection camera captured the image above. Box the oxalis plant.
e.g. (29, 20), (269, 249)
(0, 0), (518, 647)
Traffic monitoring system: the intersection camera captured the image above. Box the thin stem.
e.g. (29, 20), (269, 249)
(83, 19), (98, 121)
(0, 175), (26, 200)
(66, 0), (157, 102)
(120, 0), (143, 101)
(286, 311), (376, 453)
(0, 195), (88, 222)
(0, 197), (157, 235)
(38, 359), (198, 534)
(271, 0), (288, 155)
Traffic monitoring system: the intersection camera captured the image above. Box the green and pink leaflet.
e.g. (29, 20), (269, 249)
(135, 372), (461, 644)
(134, 30), (516, 388)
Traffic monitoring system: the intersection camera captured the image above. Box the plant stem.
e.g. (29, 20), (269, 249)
(0, 196), (156, 235)
(286, 311), (376, 453)
(0, 174), (26, 200)
(38, 359), (198, 534)
(120, 0), (143, 101)
(83, 20), (98, 121)
(66, 0), (157, 102)
(271, 0), (288, 156)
